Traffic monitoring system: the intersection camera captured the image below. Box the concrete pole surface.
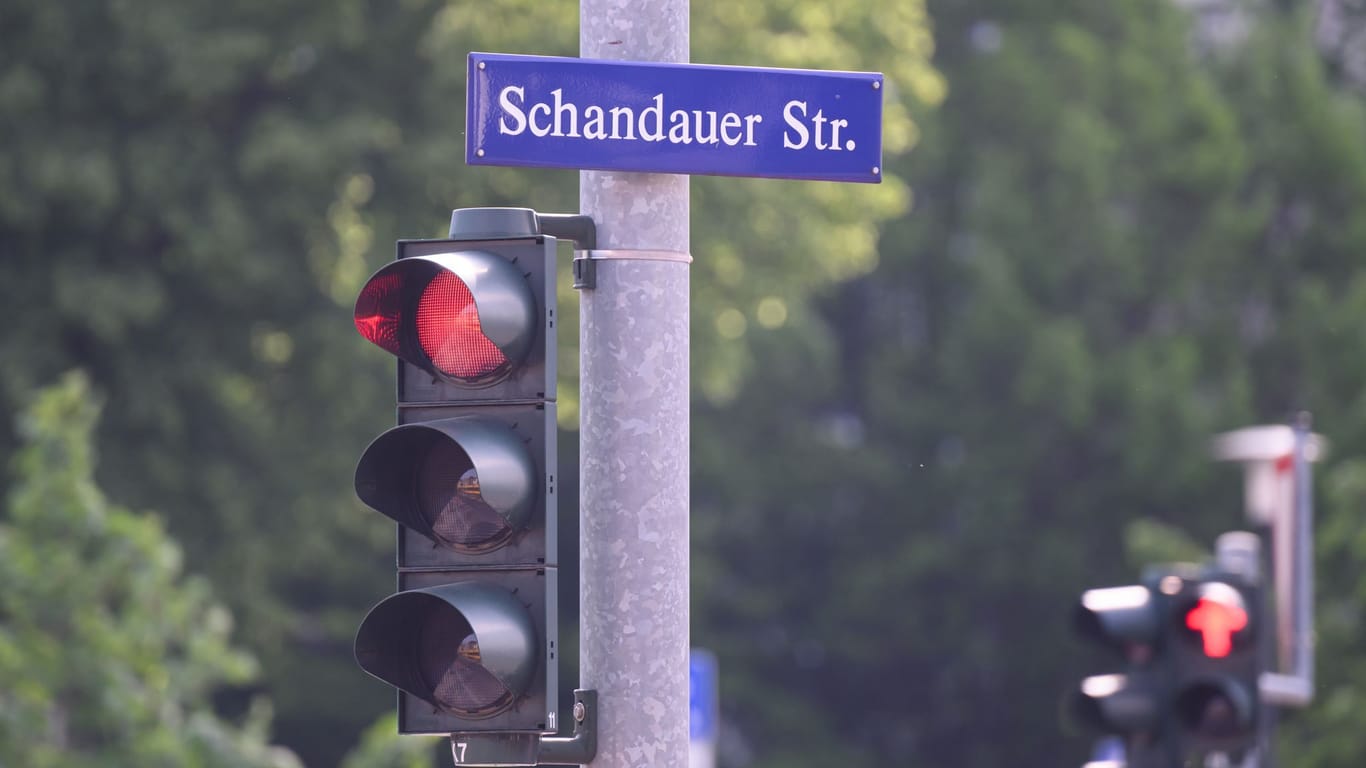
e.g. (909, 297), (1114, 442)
(579, 1), (691, 767)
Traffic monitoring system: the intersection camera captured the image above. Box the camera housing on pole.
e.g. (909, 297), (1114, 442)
(1211, 417), (1323, 708)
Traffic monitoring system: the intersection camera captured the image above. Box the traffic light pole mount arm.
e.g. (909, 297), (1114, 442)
(535, 213), (598, 290)
(538, 688), (599, 765)
(448, 689), (599, 767)
(539, 212), (694, 290)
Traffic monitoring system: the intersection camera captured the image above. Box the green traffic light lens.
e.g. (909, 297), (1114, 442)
(417, 607), (514, 718)
(417, 439), (515, 553)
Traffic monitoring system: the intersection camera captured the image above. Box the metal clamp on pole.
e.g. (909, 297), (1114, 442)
(449, 690), (598, 767)
(571, 248), (694, 291)
(572, 253), (595, 291)
(535, 213), (598, 290)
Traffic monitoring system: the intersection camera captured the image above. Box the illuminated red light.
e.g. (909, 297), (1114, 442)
(417, 271), (507, 381)
(1186, 597), (1248, 658)
(353, 272), (404, 358)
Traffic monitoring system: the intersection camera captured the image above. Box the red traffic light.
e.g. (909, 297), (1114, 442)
(354, 250), (536, 385)
(1184, 583), (1249, 658)
(415, 270), (507, 379)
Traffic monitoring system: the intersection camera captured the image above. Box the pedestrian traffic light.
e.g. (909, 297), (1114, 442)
(1070, 584), (1165, 744)
(1069, 562), (1265, 768)
(1167, 574), (1260, 761)
(352, 207), (559, 735)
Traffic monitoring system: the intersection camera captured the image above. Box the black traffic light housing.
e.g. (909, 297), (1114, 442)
(1070, 583), (1166, 747)
(355, 570), (559, 734)
(353, 208), (560, 736)
(1069, 563), (1263, 768)
(356, 404), (556, 571)
(1166, 573), (1260, 761)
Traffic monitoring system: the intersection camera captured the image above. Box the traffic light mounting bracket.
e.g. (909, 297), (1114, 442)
(448, 688), (599, 767)
(535, 213), (598, 290)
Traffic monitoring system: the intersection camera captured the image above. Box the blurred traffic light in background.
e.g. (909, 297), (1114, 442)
(1168, 574), (1260, 762)
(352, 208), (560, 735)
(1071, 581), (1166, 763)
(1070, 562), (1263, 767)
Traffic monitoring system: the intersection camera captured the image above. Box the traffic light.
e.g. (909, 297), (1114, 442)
(1070, 583), (1167, 758)
(1167, 573), (1260, 761)
(1069, 565), (1264, 767)
(352, 207), (558, 735)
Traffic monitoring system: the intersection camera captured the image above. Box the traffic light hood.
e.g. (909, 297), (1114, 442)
(354, 582), (538, 718)
(1071, 673), (1159, 734)
(354, 417), (536, 552)
(353, 251), (537, 385)
(1074, 585), (1159, 651)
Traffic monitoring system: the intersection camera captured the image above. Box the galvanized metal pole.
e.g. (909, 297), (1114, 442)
(579, 1), (691, 767)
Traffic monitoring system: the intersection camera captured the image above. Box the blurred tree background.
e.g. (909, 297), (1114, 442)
(2, 0), (1365, 766)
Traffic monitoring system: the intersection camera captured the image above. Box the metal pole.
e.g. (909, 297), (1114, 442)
(579, 1), (691, 767)
(1288, 413), (1315, 698)
(1215, 532), (1268, 768)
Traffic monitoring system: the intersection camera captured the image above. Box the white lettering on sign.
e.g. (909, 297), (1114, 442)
(493, 85), (870, 152)
(782, 100), (853, 151)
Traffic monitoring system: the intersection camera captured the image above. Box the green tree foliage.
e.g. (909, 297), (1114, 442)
(691, 2), (1366, 767)
(697, 4), (1251, 764)
(0, 2), (439, 759)
(1224, 9), (1366, 767)
(0, 0), (940, 763)
(1288, 454), (1366, 767)
(0, 371), (299, 767)
(338, 714), (438, 768)
(7, 0), (1366, 766)
(686, 0), (944, 407)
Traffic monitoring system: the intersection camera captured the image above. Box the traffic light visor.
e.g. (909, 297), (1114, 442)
(354, 252), (537, 385)
(355, 583), (537, 719)
(1074, 586), (1157, 650)
(1071, 674), (1158, 733)
(355, 417), (536, 554)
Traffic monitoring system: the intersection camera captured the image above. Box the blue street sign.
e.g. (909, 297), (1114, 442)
(467, 53), (884, 183)
(689, 648), (718, 743)
(1090, 736), (1126, 762)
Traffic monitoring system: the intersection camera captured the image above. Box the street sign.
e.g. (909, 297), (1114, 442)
(467, 53), (884, 183)
(689, 649), (718, 744)
(689, 648), (718, 768)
